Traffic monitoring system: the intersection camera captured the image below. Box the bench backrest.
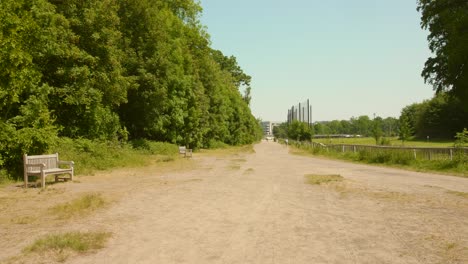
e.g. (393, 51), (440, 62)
(24, 153), (59, 172)
(179, 146), (186, 153)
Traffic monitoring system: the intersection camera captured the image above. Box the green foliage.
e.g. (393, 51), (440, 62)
(371, 117), (383, 145)
(0, 0), (262, 177)
(130, 139), (179, 155)
(273, 122), (288, 139)
(312, 115), (398, 138)
(399, 114), (413, 145)
(418, 0), (468, 108)
(399, 93), (468, 139)
(379, 137), (391, 146)
(288, 120), (312, 141)
(453, 128), (468, 164)
(207, 139), (229, 149)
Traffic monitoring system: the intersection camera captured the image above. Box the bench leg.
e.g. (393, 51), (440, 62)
(70, 168), (74, 181)
(24, 173), (28, 188)
(41, 172), (46, 189)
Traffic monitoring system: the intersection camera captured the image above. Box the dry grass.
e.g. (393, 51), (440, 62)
(305, 174), (344, 185)
(50, 193), (106, 219)
(19, 231), (112, 263)
(244, 168), (254, 175)
(200, 144), (255, 157)
(228, 164), (241, 170)
(446, 190), (468, 198)
(232, 158), (247, 163)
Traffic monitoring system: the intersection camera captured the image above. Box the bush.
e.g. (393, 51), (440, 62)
(207, 139), (229, 149)
(130, 139), (178, 155)
(380, 137), (391, 146)
(0, 123), (58, 179)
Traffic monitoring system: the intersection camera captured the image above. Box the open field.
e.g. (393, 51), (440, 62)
(1, 141), (467, 263)
(312, 136), (455, 147)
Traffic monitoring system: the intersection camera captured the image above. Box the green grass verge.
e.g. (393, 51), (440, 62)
(50, 193), (106, 219)
(305, 174), (344, 185)
(291, 143), (467, 177)
(312, 137), (454, 147)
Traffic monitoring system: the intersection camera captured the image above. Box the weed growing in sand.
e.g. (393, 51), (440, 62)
(305, 174), (343, 185)
(50, 193), (106, 219)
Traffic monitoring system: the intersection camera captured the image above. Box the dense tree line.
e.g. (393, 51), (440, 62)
(399, 93), (468, 139)
(0, 0), (262, 172)
(273, 117), (399, 144)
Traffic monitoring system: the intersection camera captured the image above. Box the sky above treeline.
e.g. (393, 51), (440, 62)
(200, 0), (435, 122)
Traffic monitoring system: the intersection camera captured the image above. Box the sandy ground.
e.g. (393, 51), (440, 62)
(1, 141), (467, 264)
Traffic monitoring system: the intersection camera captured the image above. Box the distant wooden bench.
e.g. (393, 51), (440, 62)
(178, 146), (192, 158)
(23, 153), (74, 189)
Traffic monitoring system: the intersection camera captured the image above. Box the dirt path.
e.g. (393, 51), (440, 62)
(2, 141), (468, 263)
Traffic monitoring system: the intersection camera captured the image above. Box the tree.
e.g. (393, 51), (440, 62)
(371, 117), (383, 145)
(417, 0), (468, 108)
(273, 123), (288, 139)
(288, 120), (312, 141)
(399, 114), (413, 145)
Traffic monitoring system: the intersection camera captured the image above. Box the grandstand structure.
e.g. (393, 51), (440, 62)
(287, 99), (312, 126)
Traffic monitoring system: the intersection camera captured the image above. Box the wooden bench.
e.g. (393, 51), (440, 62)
(178, 146), (192, 158)
(23, 153), (74, 189)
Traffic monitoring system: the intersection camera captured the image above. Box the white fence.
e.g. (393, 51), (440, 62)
(294, 141), (468, 161)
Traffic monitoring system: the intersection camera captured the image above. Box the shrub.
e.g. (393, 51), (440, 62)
(207, 139), (229, 149)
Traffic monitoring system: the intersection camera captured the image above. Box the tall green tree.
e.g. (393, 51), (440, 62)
(399, 114), (413, 145)
(418, 0), (468, 108)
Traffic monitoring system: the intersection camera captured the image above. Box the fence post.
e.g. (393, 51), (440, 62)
(450, 149), (453, 161)
(429, 151), (432, 161)
(413, 149), (417, 159)
(342, 145), (345, 153)
(354, 146), (356, 153)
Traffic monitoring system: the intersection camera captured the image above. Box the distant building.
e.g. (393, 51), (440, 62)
(287, 99), (312, 126)
(261, 121), (281, 136)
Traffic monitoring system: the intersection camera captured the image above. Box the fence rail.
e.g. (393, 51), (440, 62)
(293, 141), (468, 161)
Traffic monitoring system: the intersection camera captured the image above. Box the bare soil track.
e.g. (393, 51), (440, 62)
(1, 141), (467, 263)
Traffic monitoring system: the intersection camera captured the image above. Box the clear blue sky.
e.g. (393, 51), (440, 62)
(199, 0), (435, 122)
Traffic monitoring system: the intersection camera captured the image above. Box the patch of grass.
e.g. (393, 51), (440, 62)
(200, 144), (255, 156)
(50, 193), (106, 219)
(24, 231), (111, 255)
(11, 216), (36, 225)
(228, 164), (241, 170)
(232, 158), (247, 162)
(447, 190), (468, 198)
(0, 169), (14, 187)
(305, 174), (344, 185)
